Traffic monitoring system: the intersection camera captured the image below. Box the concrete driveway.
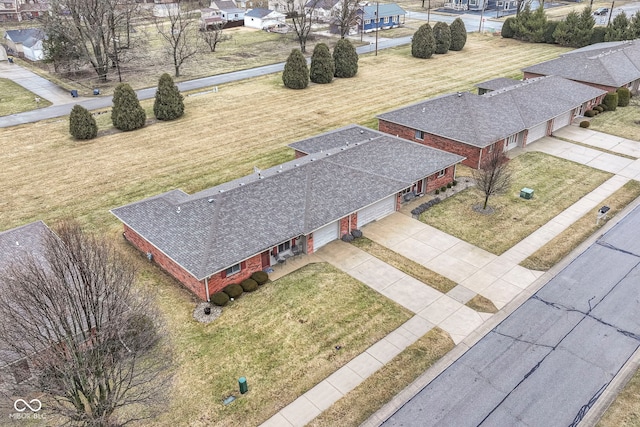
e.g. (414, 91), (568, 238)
(0, 61), (83, 105)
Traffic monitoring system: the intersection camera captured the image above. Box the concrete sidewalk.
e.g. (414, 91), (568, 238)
(263, 129), (640, 427)
(0, 61), (84, 105)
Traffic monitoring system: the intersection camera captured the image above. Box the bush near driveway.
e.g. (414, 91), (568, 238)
(283, 48), (309, 89)
(420, 152), (612, 255)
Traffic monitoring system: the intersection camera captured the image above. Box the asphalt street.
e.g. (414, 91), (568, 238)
(381, 206), (640, 426)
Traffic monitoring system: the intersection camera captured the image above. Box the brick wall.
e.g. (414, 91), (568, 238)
(378, 119), (483, 168)
(294, 150), (306, 159)
(339, 213), (358, 236)
(124, 225), (266, 300)
(207, 253), (263, 296)
(306, 232), (315, 254)
(425, 167), (456, 192)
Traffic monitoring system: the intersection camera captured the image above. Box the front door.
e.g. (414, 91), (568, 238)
(261, 251), (270, 268)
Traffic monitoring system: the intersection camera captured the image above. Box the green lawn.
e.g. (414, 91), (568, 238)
(0, 78), (52, 116)
(150, 262), (412, 426)
(308, 327), (454, 427)
(420, 152), (612, 255)
(589, 98), (640, 142)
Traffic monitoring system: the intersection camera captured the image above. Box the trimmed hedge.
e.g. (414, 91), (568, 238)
(617, 87), (630, 107)
(241, 279), (259, 292)
(502, 17), (515, 38)
(449, 17), (467, 51)
(594, 105), (604, 113)
(251, 271), (269, 285)
(69, 104), (98, 140)
(211, 292), (230, 306)
(412, 23), (436, 59)
(351, 229), (363, 238)
(599, 103), (608, 111)
(604, 92), (618, 111)
(223, 283), (243, 299)
(310, 43), (334, 84)
(153, 73), (184, 121)
(584, 110), (596, 117)
(282, 49), (309, 89)
(579, 120), (590, 128)
(411, 197), (441, 216)
(111, 83), (146, 131)
(433, 21), (451, 54)
(333, 39), (358, 78)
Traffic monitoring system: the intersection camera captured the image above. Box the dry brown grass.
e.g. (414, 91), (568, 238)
(351, 236), (457, 293)
(0, 34), (569, 234)
(147, 262), (412, 426)
(598, 366), (640, 427)
(308, 327), (454, 427)
(590, 98), (640, 142)
(465, 294), (498, 313)
(520, 180), (640, 271)
(421, 152), (612, 255)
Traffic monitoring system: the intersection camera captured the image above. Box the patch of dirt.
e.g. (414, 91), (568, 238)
(473, 204), (495, 215)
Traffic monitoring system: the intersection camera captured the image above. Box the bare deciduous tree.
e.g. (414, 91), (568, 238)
(333, 0), (359, 38)
(286, 0), (318, 53)
(156, 0), (200, 77)
(0, 221), (172, 425)
(44, 0), (140, 82)
(200, 23), (230, 52)
(473, 147), (512, 210)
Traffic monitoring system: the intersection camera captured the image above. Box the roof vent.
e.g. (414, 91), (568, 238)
(326, 152), (330, 156)
(359, 129), (364, 134)
(310, 158), (315, 161)
(15, 241), (19, 246)
(219, 189), (225, 193)
(208, 198), (214, 203)
(176, 206), (181, 213)
(240, 182), (245, 186)
(422, 107), (426, 112)
(295, 163), (299, 167)
(277, 169), (282, 172)
(258, 176), (264, 179)
(457, 92), (462, 97)
(341, 147), (345, 150)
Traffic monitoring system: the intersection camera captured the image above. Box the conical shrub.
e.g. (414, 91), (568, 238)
(449, 17), (467, 51)
(412, 24), (436, 58)
(310, 43), (334, 84)
(333, 39), (358, 78)
(282, 49), (309, 89)
(111, 83), (146, 131)
(154, 73), (184, 121)
(69, 104), (97, 140)
(433, 22), (451, 54)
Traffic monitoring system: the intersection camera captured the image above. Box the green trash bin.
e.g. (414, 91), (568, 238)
(239, 377), (248, 394)
(520, 188), (534, 200)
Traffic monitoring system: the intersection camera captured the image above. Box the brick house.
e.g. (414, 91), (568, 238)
(377, 76), (607, 169)
(111, 125), (464, 301)
(522, 40), (640, 94)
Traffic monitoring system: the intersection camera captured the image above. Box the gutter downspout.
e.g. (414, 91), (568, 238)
(205, 277), (210, 302)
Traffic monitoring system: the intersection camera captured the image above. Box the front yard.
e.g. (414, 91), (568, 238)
(420, 152), (612, 255)
(0, 78), (52, 116)
(148, 262), (412, 426)
(589, 97), (640, 142)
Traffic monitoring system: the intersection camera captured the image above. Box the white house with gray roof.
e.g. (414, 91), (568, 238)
(111, 125), (464, 301)
(378, 76), (606, 169)
(523, 40), (640, 94)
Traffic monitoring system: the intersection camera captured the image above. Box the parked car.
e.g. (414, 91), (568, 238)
(594, 7), (609, 15)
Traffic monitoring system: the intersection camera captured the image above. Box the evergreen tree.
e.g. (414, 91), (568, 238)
(111, 83), (146, 131)
(511, 4), (533, 40)
(333, 39), (358, 78)
(153, 73), (184, 121)
(433, 22), (451, 54)
(629, 11), (640, 39)
(69, 105), (97, 140)
(605, 12), (631, 41)
(282, 49), (309, 89)
(591, 26), (607, 44)
(554, 9), (593, 47)
(449, 17), (467, 51)
(310, 43), (334, 84)
(617, 87), (630, 107)
(502, 17), (515, 38)
(604, 92), (618, 111)
(411, 23), (436, 59)
(544, 21), (559, 44)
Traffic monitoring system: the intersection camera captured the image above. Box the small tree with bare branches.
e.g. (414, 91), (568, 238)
(155, 0), (200, 77)
(473, 148), (512, 210)
(332, 0), (359, 38)
(286, 0), (318, 53)
(0, 221), (172, 425)
(200, 22), (230, 52)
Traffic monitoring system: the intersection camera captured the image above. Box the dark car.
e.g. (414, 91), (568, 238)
(594, 7), (609, 15)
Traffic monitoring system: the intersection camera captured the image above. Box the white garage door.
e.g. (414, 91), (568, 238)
(358, 196), (396, 228)
(527, 122), (547, 144)
(313, 221), (339, 250)
(552, 110), (572, 132)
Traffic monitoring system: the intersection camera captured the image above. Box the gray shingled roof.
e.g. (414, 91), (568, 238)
(378, 76), (606, 147)
(0, 221), (52, 367)
(474, 77), (520, 91)
(523, 40), (640, 88)
(484, 76), (607, 128)
(112, 127), (464, 280)
(360, 3), (406, 19)
(245, 8), (275, 18)
(4, 28), (44, 48)
(289, 124), (380, 154)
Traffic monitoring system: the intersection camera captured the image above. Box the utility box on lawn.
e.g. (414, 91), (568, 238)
(520, 188), (534, 200)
